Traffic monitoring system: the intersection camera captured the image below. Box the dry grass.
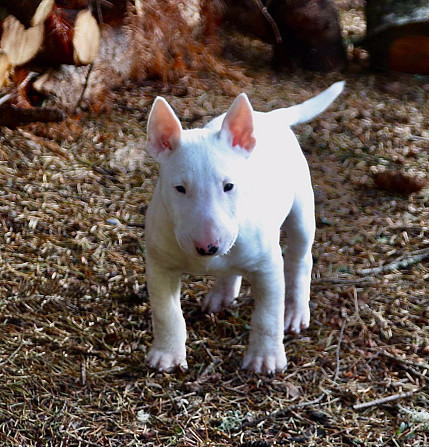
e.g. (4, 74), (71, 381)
(0, 1), (428, 445)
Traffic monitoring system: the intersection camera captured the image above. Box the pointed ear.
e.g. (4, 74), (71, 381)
(220, 93), (256, 154)
(147, 97), (182, 161)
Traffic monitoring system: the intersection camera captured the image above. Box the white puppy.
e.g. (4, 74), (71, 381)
(145, 82), (344, 374)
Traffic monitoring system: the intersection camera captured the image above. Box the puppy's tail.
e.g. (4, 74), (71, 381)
(270, 81), (345, 126)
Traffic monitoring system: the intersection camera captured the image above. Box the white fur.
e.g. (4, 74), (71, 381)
(145, 82), (344, 373)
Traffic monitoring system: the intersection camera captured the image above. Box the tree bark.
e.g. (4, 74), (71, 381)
(223, 0), (347, 72)
(365, 0), (429, 73)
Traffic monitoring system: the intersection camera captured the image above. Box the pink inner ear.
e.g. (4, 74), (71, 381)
(147, 96), (182, 160)
(222, 93), (256, 153)
(231, 124), (256, 151)
(161, 134), (173, 151)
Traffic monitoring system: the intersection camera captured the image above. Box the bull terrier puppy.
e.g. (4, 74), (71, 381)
(145, 82), (344, 374)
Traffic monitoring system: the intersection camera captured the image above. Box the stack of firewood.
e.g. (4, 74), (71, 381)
(0, 0), (107, 126)
(0, 0), (227, 122)
(0, 0), (102, 89)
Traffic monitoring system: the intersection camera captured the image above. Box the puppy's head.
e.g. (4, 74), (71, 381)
(146, 94), (256, 258)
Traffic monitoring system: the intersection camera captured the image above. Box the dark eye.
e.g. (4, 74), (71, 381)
(175, 186), (186, 194)
(224, 183), (234, 192)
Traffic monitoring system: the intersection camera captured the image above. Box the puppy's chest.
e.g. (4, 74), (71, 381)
(183, 256), (241, 276)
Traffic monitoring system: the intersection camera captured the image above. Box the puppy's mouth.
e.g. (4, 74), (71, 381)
(176, 235), (236, 259)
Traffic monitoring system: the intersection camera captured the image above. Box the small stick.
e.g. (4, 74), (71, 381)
(377, 351), (429, 379)
(251, 0), (282, 44)
(0, 93), (12, 106)
(76, 63), (94, 109)
(357, 247), (429, 276)
(379, 350), (429, 370)
(81, 361), (87, 386)
(353, 389), (419, 410)
(0, 338), (24, 367)
(334, 319), (347, 382)
(237, 393), (325, 430)
(312, 277), (376, 285)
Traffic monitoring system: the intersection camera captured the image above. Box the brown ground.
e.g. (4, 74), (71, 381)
(0, 1), (428, 446)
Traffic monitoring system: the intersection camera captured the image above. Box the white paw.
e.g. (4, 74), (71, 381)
(146, 348), (188, 372)
(201, 289), (235, 314)
(284, 301), (310, 334)
(242, 348), (287, 374)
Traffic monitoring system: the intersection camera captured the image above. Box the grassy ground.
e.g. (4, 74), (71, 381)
(0, 1), (428, 445)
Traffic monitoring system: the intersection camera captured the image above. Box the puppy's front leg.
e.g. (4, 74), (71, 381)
(146, 259), (187, 371)
(243, 252), (286, 374)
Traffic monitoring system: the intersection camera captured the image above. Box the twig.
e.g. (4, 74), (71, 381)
(81, 361), (87, 387)
(0, 93), (12, 106)
(357, 247), (429, 276)
(251, 0), (282, 44)
(127, 222), (145, 229)
(76, 63), (94, 109)
(312, 276), (376, 286)
(377, 350), (429, 379)
(17, 71), (38, 93)
(379, 350), (429, 371)
(353, 389), (420, 410)
(334, 319), (347, 382)
(0, 339), (24, 367)
(65, 432), (101, 447)
(410, 135), (429, 141)
(237, 393), (325, 430)
(75, 0), (104, 109)
(352, 287), (365, 327)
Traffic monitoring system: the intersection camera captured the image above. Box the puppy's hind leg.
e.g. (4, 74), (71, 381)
(202, 274), (242, 314)
(283, 182), (315, 334)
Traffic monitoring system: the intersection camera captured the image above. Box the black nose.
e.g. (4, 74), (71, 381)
(196, 245), (219, 256)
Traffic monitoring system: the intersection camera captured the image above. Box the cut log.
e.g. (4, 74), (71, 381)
(0, 0), (54, 28)
(73, 9), (101, 65)
(32, 24), (132, 109)
(0, 15), (44, 66)
(0, 104), (65, 128)
(56, 0), (129, 26)
(223, 0), (347, 71)
(365, 0), (429, 73)
(0, 50), (11, 88)
(36, 7), (101, 66)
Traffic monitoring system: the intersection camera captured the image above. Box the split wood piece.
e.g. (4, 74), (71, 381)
(0, 0), (54, 28)
(365, 0), (429, 73)
(73, 9), (101, 65)
(0, 15), (44, 66)
(0, 50), (11, 89)
(0, 104), (65, 128)
(37, 7), (101, 66)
